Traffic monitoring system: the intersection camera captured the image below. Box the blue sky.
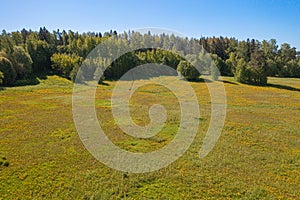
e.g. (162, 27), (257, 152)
(1, 0), (299, 49)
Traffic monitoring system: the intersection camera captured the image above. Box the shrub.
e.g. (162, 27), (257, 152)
(12, 46), (33, 79)
(177, 60), (200, 81)
(235, 58), (249, 84)
(211, 54), (231, 76)
(235, 58), (268, 86)
(51, 53), (83, 78)
(284, 60), (300, 77)
(0, 55), (16, 85)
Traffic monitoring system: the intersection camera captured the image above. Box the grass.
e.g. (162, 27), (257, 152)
(0, 75), (299, 199)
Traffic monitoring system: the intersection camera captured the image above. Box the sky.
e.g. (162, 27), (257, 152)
(1, 0), (299, 50)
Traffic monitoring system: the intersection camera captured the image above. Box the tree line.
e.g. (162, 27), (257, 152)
(0, 27), (299, 86)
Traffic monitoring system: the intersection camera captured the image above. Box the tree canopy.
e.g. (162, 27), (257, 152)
(0, 27), (299, 86)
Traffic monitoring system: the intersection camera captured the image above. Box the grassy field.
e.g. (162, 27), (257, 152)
(0, 75), (299, 199)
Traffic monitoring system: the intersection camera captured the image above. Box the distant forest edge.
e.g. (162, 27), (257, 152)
(0, 27), (299, 86)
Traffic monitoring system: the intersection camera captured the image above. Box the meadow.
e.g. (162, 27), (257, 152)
(0, 75), (299, 199)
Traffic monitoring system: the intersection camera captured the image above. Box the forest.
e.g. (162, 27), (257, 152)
(0, 27), (299, 86)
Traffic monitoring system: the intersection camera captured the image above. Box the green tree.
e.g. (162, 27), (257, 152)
(27, 39), (53, 72)
(235, 50), (268, 86)
(265, 58), (279, 76)
(0, 30), (14, 54)
(211, 54), (230, 76)
(51, 53), (83, 78)
(0, 54), (16, 85)
(261, 39), (277, 60)
(236, 41), (250, 62)
(282, 60), (300, 77)
(225, 52), (238, 75)
(248, 49), (267, 85)
(11, 31), (23, 46)
(278, 43), (296, 63)
(235, 58), (249, 84)
(177, 60), (200, 80)
(12, 46), (33, 79)
(198, 50), (211, 73)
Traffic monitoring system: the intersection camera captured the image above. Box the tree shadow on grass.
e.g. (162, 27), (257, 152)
(11, 72), (49, 87)
(267, 83), (300, 92)
(190, 78), (237, 84)
(221, 80), (238, 85)
(13, 77), (40, 86)
(0, 87), (5, 91)
(189, 78), (212, 83)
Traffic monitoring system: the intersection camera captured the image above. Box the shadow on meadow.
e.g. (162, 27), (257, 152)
(221, 80), (238, 85)
(267, 83), (300, 92)
(3, 72), (50, 87)
(186, 77), (213, 83)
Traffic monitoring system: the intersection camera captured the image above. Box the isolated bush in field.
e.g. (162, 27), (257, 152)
(235, 50), (268, 86)
(177, 60), (200, 81)
(235, 58), (249, 84)
(249, 49), (267, 85)
(12, 46), (33, 79)
(0, 55), (16, 85)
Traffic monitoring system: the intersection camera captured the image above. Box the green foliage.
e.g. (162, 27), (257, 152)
(248, 49), (267, 85)
(13, 78), (40, 86)
(236, 41), (250, 62)
(278, 43), (296, 63)
(108, 52), (139, 79)
(198, 50), (212, 73)
(27, 39), (53, 72)
(265, 58), (279, 76)
(235, 58), (249, 84)
(0, 71), (3, 85)
(210, 64), (220, 81)
(0, 27), (299, 86)
(0, 30), (14, 54)
(235, 49), (268, 86)
(211, 53), (230, 77)
(281, 60), (300, 77)
(225, 52), (238, 75)
(12, 46), (33, 79)
(70, 63), (82, 82)
(51, 53), (83, 78)
(137, 49), (181, 70)
(177, 60), (200, 80)
(261, 39), (277, 60)
(0, 54), (16, 85)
